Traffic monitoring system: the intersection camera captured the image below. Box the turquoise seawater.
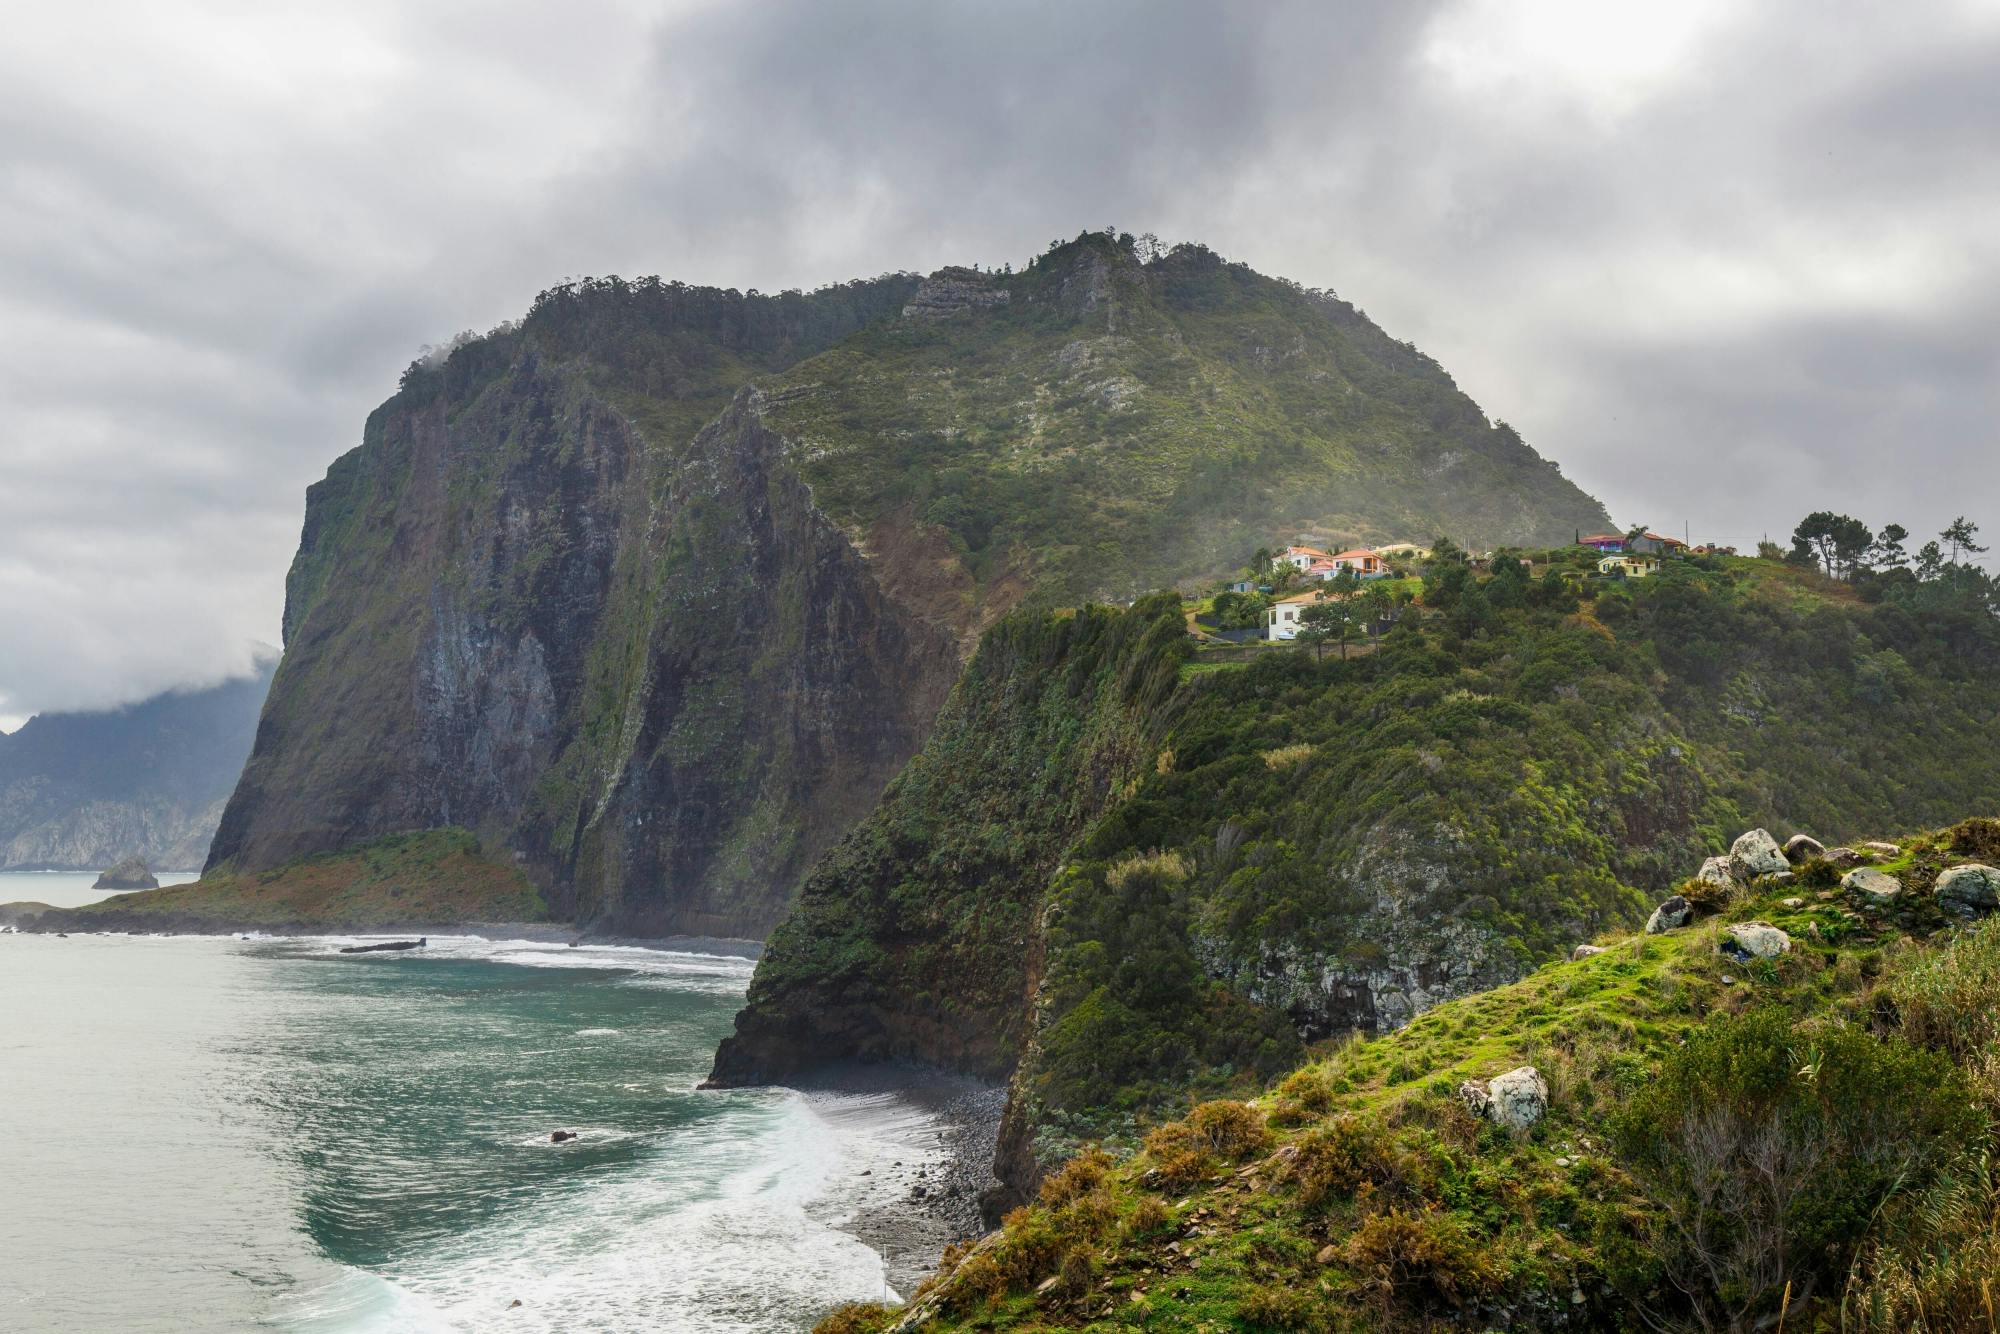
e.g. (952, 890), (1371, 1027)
(0, 931), (924, 1332)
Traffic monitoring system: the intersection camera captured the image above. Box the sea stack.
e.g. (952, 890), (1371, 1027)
(92, 857), (159, 890)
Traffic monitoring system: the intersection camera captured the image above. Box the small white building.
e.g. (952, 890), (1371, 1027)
(1266, 591), (1323, 640)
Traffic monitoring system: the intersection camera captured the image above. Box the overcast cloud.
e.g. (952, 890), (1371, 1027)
(4, 0), (1997, 725)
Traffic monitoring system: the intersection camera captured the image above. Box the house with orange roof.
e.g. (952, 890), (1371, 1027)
(1327, 548), (1387, 578)
(1279, 544), (1331, 572)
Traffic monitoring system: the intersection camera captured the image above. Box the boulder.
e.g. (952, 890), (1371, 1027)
(1936, 864), (2000, 912)
(92, 857), (158, 890)
(549, 1130), (578, 1143)
(1645, 895), (1692, 934)
(1721, 922), (1791, 961)
(1570, 944), (1607, 961)
(1783, 834), (1826, 864)
(1825, 847), (1872, 868)
(1729, 829), (1790, 879)
(1695, 857), (1736, 891)
(1460, 1065), (1547, 1132)
(1842, 867), (1902, 905)
(1770, 871), (1795, 885)
(1863, 841), (1902, 857)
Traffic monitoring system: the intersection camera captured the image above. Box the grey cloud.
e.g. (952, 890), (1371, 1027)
(2, 0), (1995, 719)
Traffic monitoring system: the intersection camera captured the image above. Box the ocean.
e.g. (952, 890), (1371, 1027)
(0, 912), (963, 1332)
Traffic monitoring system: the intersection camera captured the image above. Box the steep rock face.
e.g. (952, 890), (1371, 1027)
(0, 662), (273, 870)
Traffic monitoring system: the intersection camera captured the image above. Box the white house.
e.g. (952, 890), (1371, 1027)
(1280, 544), (1331, 572)
(1265, 590), (1323, 640)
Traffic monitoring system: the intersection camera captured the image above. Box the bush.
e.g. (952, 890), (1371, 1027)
(1038, 1146), (1112, 1207)
(1947, 816), (2000, 860)
(1188, 1099), (1271, 1158)
(1104, 848), (1193, 890)
(1883, 915), (2000, 1110)
(1238, 1283), (1330, 1331)
(1125, 1195), (1172, 1237)
(1341, 1208), (1494, 1311)
(1612, 1007), (1985, 1328)
(1142, 1120), (1214, 1192)
(812, 1304), (895, 1334)
(1291, 1114), (1403, 1211)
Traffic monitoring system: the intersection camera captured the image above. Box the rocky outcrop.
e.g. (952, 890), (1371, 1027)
(901, 267), (1011, 320)
(1695, 857), (1736, 891)
(1936, 863), (2000, 912)
(1784, 834), (1826, 863)
(92, 857), (157, 890)
(1646, 895), (1693, 934)
(1461, 1066), (1548, 1132)
(1729, 828), (1789, 879)
(1721, 922), (1790, 961)
(1843, 867), (1902, 905)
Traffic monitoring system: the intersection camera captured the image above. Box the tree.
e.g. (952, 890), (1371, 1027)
(1297, 600), (1339, 663)
(1943, 516), (1987, 564)
(1789, 511), (1873, 580)
(1360, 585), (1393, 644)
(1868, 523), (1910, 570)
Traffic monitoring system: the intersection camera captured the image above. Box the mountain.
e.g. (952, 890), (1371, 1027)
(0, 656), (275, 871)
(709, 550), (2000, 1216)
(194, 231), (1610, 936)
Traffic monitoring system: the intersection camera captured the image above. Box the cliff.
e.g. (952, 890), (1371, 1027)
(196, 231), (1612, 936)
(0, 657), (274, 871)
(713, 551), (2000, 1212)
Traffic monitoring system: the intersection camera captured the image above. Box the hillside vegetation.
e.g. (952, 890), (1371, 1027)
(821, 817), (2000, 1332)
(715, 544), (2000, 1220)
(195, 229), (1610, 938)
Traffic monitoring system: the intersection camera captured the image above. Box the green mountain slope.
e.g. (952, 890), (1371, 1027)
(187, 230), (1610, 936)
(711, 550), (2000, 1213)
(824, 819), (2000, 1332)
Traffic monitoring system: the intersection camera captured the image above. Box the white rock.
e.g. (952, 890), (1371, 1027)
(1730, 829), (1790, 879)
(1781, 897), (1805, 908)
(1696, 857), (1737, 890)
(1646, 895), (1692, 934)
(1843, 867), (1902, 904)
(1721, 922), (1791, 961)
(1936, 863), (2000, 911)
(1464, 1066), (1548, 1132)
(1571, 944), (1607, 960)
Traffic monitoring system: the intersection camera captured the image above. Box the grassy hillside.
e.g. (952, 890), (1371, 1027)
(716, 547), (2000, 1216)
(821, 818), (2000, 1331)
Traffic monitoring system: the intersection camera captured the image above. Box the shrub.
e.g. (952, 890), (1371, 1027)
(1142, 1120), (1214, 1192)
(1125, 1195), (1172, 1237)
(1260, 742), (1314, 770)
(1947, 816), (2000, 860)
(1795, 856), (1842, 889)
(812, 1304), (895, 1334)
(1104, 848), (1193, 890)
(1292, 1114), (1402, 1211)
(1883, 916), (2000, 1109)
(1341, 1208), (1494, 1311)
(1238, 1283), (1329, 1331)
(1038, 1146), (1112, 1207)
(1845, 1157), (2000, 1331)
(1612, 1007), (1985, 1328)
(1188, 1099), (1270, 1158)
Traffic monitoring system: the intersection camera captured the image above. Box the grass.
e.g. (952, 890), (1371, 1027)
(72, 828), (548, 928)
(818, 816), (2000, 1332)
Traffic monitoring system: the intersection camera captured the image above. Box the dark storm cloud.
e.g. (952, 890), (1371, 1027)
(3, 0), (1996, 724)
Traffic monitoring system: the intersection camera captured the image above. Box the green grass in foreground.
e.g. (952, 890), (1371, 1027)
(821, 817), (2000, 1333)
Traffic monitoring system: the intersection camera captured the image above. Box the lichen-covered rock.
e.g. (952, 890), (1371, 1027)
(1571, 944), (1607, 960)
(1825, 847), (1873, 868)
(1729, 828), (1789, 879)
(1461, 1066), (1548, 1132)
(1721, 922), (1791, 960)
(1696, 857), (1736, 890)
(1863, 841), (1902, 857)
(1936, 863), (2000, 911)
(1783, 834), (1826, 864)
(1646, 895), (1692, 934)
(1843, 867), (1902, 905)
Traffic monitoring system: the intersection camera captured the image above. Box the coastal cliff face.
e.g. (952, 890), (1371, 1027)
(714, 556), (2000, 1205)
(202, 231), (1615, 936)
(0, 661), (273, 871)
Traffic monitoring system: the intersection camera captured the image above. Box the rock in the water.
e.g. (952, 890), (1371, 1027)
(1571, 944), (1607, 960)
(1843, 867), (1902, 905)
(1462, 1066), (1548, 1132)
(1729, 829), (1790, 879)
(92, 856), (158, 890)
(550, 1130), (578, 1143)
(1825, 847), (1872, 868)
(1783, 834), (1826, 864)
(1646, 895), (1692, 934)
(1936, 864), (2000, 911)
(1721, 922), (1791, 961)
(1695, 857), (1736, 890)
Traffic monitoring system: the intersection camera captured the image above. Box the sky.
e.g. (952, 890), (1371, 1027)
(4, 0), (1998, 727)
